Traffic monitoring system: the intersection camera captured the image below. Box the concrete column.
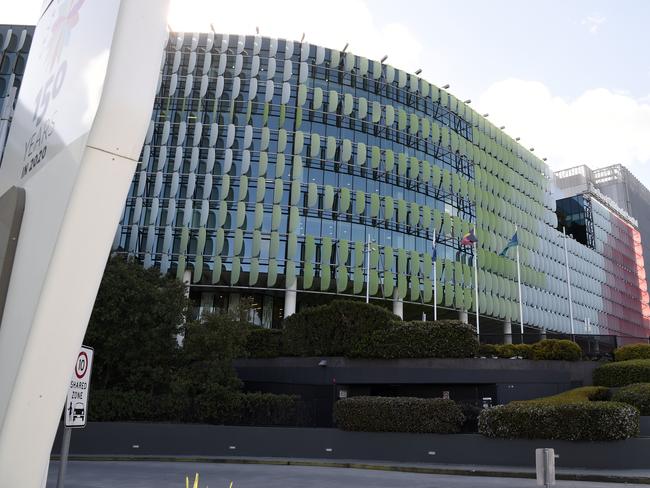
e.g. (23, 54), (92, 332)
(283, 281), (297, 318)
(540, 328), (547, 340)
(458, 309), (468, 324)
(392, 289), (403, 319)
(503, 318), (512, 344)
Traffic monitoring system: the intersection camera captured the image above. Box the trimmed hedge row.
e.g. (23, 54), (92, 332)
(614, 344), (650, 362)
(478, 401), (639, 441)
(593, 359), (650, 387)
(335, 396), (465, 433)
(612, 383), (650, 415)
(351, 320), (478, 359)
(245, 328), (283, 358)
(478, 339), (582, 361)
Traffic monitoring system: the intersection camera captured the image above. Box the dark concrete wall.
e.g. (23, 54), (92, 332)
(53, 422), (650, 470)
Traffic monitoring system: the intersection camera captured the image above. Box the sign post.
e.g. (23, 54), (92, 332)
(57, 345), (93, 488)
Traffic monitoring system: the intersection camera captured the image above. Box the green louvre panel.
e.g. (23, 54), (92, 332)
(292, 155), (303, 180)
(357, 142), (367, 166)
(230, 257), (241, 285)
(384, 149), (394, 172)
(410, 276), (420, 301)
(454, 260), (463, 284)
(236, 202), (246, 228)
(463, 264), (472, 288)
(410, 250), (420, 275)
(271, 205), (281, 231)
(324, 185), (334, 210)
(431, 122), (440, 143)
(307, 183), (318, 208)
(294, 131), (305, 155)
(385, 104), (395, 126)
(290, 180), (301, 205)
(441, 169), (451, 192)
(287, 233), (298, 260)
(320, 264), (331, 290)
(179, 226), (190, 255)
(197, 227), (207, 255)
(258, 152), (268, 176)
(354, 240), (364, 267)
(267, 259), (278, 287)
(358, 97), (368, 119)
(303, 262), (315, 289)
(262, 102), (270, 126)
(397, 109), (407, 132)
(304, 235), (316, 262)
(338, 239), (349, 264)
(288, 206), (300, 233)
(355, 190), (366, 215)
(269, 231), (280, 258)
(409, 202), (419, 227)
(278, 129), (288, 153)
(211, 256), (222, 284)
(409, 157), (419, 180)
(370, 245), (379, 268)
(383, 271), (395, 297)
(310, 133), (321, 158)
(273, 178), (283, 204)
(444, 284), (454, 307)
(238, 175), (249, 201)
(384, 246), (394, 271)
(369, 193), (380, 218)
(461, 220), (470, 240)
(442, 212), (452, 235)
(341, 139), (352, 162)
(339, 187), (351, 213)
(192, 256), (203, 283)
(234, 229), (244, 255)
(454, 284), (464, 309)
(254, 203), (263, 230)
(328, 90), (338, 112)
(322, 236), (333, 262)
(433, 208), (442, 231)
(436, 279), (444, 305)
(384, 196), (394, 221)
(246, 257), (259, 286)
(452, 173), (461, 194)
(215, 228), (225, 254)
(313, 87), (323, 110)
(297, 84), (307, 106)
(397, 199), (407, 223)
(221, 174), (231, 198)
(452, 216), (463, 239)
(422, 253), (432, 276)
(251, 230), (261, 257)
(409, 113), (419, 135)
(397, 248), (408, 274)
(441, 127), (450, 148)
(397, 274), (408, 299)
(326, 136), (336, 160)
(255, 177), (266, 203)
(286, 261), (297, 288)
(451, 132), (459, 153)
(336, 265), (348, 292)
(343, 93), (353, 116)
(261, 127), (270, 151)
(421, 117), (430, 139)
(397, 153), (407, 176)
(421, 205), (431, 229)
(479, 291), (487, 314)
(423, 279), (433, 302)
(443, 259), (453, 282)
(467, 181), (475, 201)
(369, 270), (379, 295)
(353, 267), (364, 294)
(368, 146), (379, 169)
(464, 287), (474, 312)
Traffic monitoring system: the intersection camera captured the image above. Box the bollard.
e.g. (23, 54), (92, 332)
(535, 448), (557, 486)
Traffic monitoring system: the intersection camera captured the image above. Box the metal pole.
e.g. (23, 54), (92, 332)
(55, 427), (72, 488)
(515, 227), (524, 339)
(432, 227), (437, 321)
(473, 237), (480, 336)
(563, 227), (575, 339)
(365, 234), (371, 304)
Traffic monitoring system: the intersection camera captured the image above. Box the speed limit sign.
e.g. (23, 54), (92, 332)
(64, 346), (93, 428)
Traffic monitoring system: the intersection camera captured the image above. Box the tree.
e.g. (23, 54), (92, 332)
(84, 255), (188, 395)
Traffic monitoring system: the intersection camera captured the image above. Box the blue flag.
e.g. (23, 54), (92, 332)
(500, 232), (518, 257)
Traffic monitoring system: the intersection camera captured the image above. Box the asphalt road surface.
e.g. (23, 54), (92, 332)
(46, 460), (649, 488)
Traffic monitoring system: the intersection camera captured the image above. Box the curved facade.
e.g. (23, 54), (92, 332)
(112, 32), (650, 337)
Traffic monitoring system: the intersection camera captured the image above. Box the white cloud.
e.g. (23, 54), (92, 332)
(0, 0), (41, 24)
(581, 14), (606, 34)
(477, 79), (650, 187)
(167, 0), (427, 75)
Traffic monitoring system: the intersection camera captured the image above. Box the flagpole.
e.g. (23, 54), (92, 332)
(515, 226), (524, 339)
(365, 233), (371, 304)
(432, 227), (437, 321)
(563, 227), (575, 339)
(472, 229), (480, 336)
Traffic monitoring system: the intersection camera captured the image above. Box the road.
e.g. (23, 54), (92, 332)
(46, 460), (649, 488)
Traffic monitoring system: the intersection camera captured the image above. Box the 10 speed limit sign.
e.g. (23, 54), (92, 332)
(64, 346), (93, 428)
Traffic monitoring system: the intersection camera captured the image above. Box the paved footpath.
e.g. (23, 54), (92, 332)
(46, 460), (650, 488)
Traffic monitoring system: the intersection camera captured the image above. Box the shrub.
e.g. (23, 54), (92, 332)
(614, 344), (650, 362)
(530, 386), (610, 404)
(495, 343), (533, 359)
(89, 390), (188, 422)
(229, 392), (308, 426)
(245, 328), (282, 358)
(478, 344), (499, 357)
(282, 300), (398, 356)
(531, 339), (582, 361)
(612, 383), (650, 415)
(478, 401), (639, 441)
(351, 320), (478, 359)
(593, 359), (650, 387)
(335, 396), (465, 433)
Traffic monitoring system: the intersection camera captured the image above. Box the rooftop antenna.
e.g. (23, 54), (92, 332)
(256, 26), (260, 35)
(300, 32), (305, 42)
(442, 84), (450, 89)
(342, 42), (349, 52)
(415, 68), (422, 75)
(210, 23), (216, 33)
(464, 99), (471, 104)
(380, 55), (388, 63)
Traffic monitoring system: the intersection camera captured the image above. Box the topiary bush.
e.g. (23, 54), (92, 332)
(612, 383), (650, 415)
(351, 320), (478, 359)
(478, 344), (499, 357)
(282, 300), (398, 356)
(531, 339), (582, 361)
(478, 401), (639, 441)
(335, 396), (465, 433)
(245, 327), (282, 358)
(228, 392), (308, 426)
(495, 343), (533, 359)
(593, 359), (650, 387)
(614, 344), (650, 362)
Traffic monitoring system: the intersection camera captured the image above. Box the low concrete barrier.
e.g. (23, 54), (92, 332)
(52, 422), (650, 470)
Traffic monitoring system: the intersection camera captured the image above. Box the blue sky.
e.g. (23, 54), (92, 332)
(3, 0), (650, 187)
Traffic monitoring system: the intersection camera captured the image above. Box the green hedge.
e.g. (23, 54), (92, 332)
(593, 359), (650, 387)
(478, 401), (639, 441)
(612, 383), (650, 415)
(245, 328), (282, 358)
(614, 344), (650, 362)
(478, 340), (581, 361)
(335, 396), (465, 433)
(282, 300), (399, 356)
(351, 320), (478, 359)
